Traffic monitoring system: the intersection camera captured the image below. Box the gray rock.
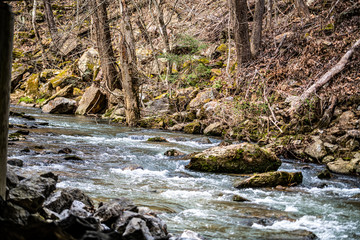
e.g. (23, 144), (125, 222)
(7, 158), (23, 167)
(78, 48), (99, 77)
(305, 140), (327, 161)
(189, 88), (218, 109)
(6, 166), (19, 189)
(327, 158), (354, 175)
(164, 149), (185, 157)
(122, 217), (153, 240)
(176, 230), (205, 240)
(42, 97), (77, 114)
(94, 198), (138, 224)
(9, 184), (45, 213)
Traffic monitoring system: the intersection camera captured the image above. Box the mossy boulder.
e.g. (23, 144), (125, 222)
(234, 171), (303, 188)
(25, 73), (40, 96)
(185, 143), (281, 174)
(147, 137), (168, 142)
(184, 121), (202, 134)
(188, 88), (218, 109)
(49, 68), (78, 88)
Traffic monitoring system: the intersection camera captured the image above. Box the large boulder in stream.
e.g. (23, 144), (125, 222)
(76, 85), (107, 115)
(42, 97), (77, 114)
(185, 143), (281, 174)
(234, 171), (303, 188)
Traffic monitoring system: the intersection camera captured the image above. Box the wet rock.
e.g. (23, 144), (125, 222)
(16, 129), (30, 135)
(234, 171), (303, 188)
(113, 210), (139, 233)
(40, 172), (59, 182)
(122, 215), (169, 240)
(0, 198), (30, 226)
(144, 97), (172, 116)
(266, 230), (319, 240)
(58, 147), (72, 154)
(186, 143), (281, 174)
(64, 155), (83, 161)
(195, 137), (212, 144)
(122, 164), (144, 171)
(304, 139), (327, 161)
(174, 230), (205, 240)
(184, 121), (202, 134)
(188, 88), (218, 109)
(232, 195), (250, 202)
(44, 188), (94, 214)
(147, 137), (168, 142)
(20, 147), (31, 153)
(68, 200), (92, 218)
(203, 122), (227, 136)
(42, 97), (77, 114)
(58, 215), (100, 239)
(164, 149), (185, 157)
(76, 85), (107, 115)
(317, 169), (332, 179)
(19, 176), (57, 198)
(80, 231), (122, 240)
(218, 140), (233, 147)
(7, 158), (24, 167)
(94, 198), (138, 225)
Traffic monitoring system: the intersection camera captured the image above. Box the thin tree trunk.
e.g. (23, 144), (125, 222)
(91, 0), (121, 91)
(32, 0), (49, 67)
(0, 2), (14, 200)
(119, 0), (140, 126)
(289, 39), (360, 114)
(42, 0), (58, 45)
(250, 0), (265, 57)
(230, 0), (251, 68)
(266, 0), (273, 29)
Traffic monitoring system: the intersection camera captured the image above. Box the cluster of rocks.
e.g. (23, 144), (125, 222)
(2, 166), (201, 240)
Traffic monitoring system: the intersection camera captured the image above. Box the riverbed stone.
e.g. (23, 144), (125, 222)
(147, 136), (168, 142)
(7, 158), (24, 167)
(234, 171), (303, 188)
(317, 169), (332, 179)
(76, 85), (107, 115)
(185, 143), (281, 174)
(164, 149), (185, 157)
(42, 97), (77, 114)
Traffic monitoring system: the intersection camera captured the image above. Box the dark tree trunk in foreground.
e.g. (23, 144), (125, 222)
(42, 0), (58, 45)
(91, 0), (120, 90)
(250, 0), (265, 56)
(0, 2), (14, 200)
(230, 0), (251, 67)
(119, 0), (140, 126)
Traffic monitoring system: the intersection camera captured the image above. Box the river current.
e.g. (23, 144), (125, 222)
(8, 106), (360, 239)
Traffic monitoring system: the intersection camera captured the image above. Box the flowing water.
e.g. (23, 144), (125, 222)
(8, 106), (360, 240)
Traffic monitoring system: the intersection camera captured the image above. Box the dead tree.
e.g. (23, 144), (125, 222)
(230, 0), (251, 68)
(0, 2), (14, 200)
(289, 39), (360, 114)
(119, 0), (140, 126)
(91, 0), (121, 91)
(250, 0), (265, 57)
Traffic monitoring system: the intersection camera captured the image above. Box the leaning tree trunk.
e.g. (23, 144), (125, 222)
(230, 0), (251, 68)
(0, 2), (14, 200)
(119, 0), (140, 126)
(91, 0), (121, 90)
(42, 0), (58, 45)
(250, 0), (265, 57)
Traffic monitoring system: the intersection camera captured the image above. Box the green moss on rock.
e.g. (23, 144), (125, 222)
(234, 171), (303, 188)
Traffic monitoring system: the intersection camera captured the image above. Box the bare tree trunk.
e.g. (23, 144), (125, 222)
(250, 0), (265, 57)
(266, 0), (273, 29)
(91, 0), (121, 91)
(42, 0), (58, 44)
(230, 0), (251, 67)
(0, 2), (14, 200)
(289, 39), (360, 114)
(32, 0), (49, 67)
(152, 0), (172, 84)
(119, 0), (140, 126)
(294, 0), (310, 17)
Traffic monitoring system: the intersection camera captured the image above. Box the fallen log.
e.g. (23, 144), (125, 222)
(289, 39), (360, 114)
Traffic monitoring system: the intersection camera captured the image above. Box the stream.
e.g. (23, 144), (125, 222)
(8, 105), (360, 240)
